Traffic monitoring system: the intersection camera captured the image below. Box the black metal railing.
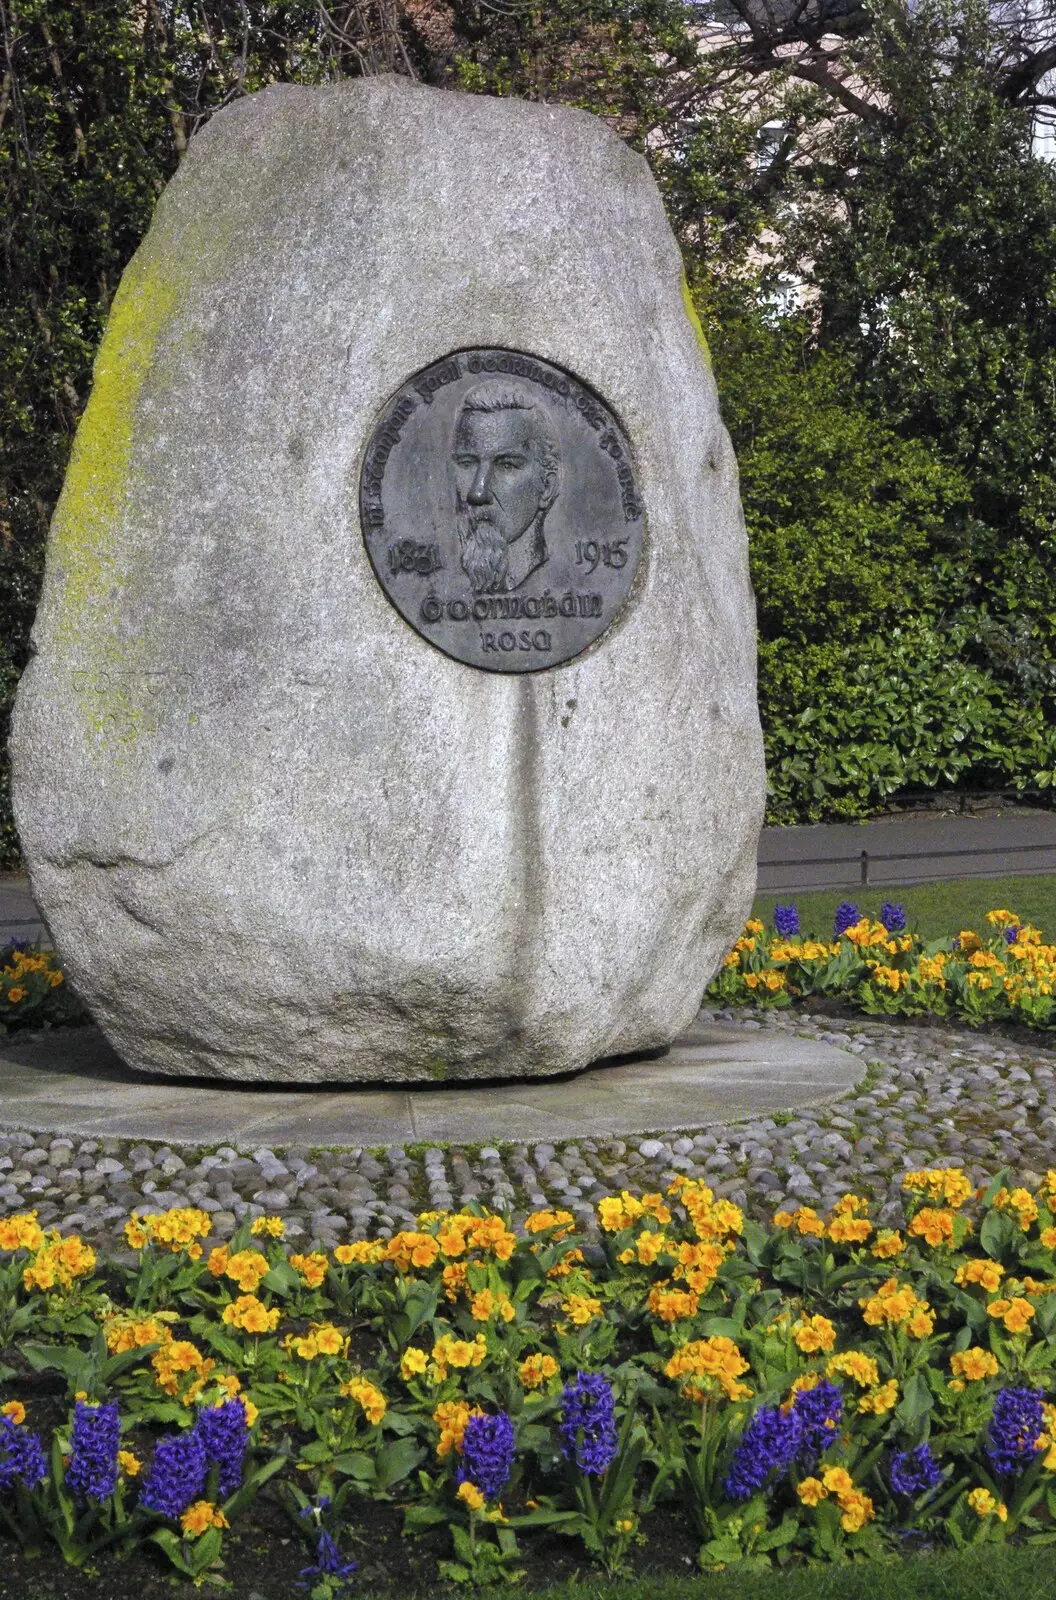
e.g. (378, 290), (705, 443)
(758, 840), (1056, 889)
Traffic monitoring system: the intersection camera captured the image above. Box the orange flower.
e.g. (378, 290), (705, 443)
(341, 1377), (386, 1425)
(950, 1348), (999, 1382)
(222, 1249), (271, 1293)
(519, 1353), (559, 1391)
(180, 1501), (229, 1537)
(908, 1208), (956, 1248)
(955, 1258), (1004, 1293)
(289, 1252), (328, 1290)
(987, 1297), (1035, 1335)
(222, 1294), (280, 1334)
(792, 1314), (836, 1354)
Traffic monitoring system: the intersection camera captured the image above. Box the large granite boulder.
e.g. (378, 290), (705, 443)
(11, 77), (766, 1083)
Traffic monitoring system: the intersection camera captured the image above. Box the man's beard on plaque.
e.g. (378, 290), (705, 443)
(458, 506), (511, 595)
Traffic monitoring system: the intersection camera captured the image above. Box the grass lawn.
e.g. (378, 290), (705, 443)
(752, 873), (1056, 943)
(529, 1541), (1056, 1600)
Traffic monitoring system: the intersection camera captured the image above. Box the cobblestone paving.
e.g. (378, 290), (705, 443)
(1, 1008), (1054, 1253)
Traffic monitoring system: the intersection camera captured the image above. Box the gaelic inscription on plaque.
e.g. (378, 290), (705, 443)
(359, 349), (645, 672)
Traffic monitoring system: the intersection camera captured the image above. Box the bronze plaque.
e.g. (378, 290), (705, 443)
(359, 349), (645, 672)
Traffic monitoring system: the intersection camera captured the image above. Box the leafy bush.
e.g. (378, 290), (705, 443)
(702, 297), (1056, 822)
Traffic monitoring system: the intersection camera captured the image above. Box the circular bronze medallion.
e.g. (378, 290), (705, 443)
(359, 349), (645, 673)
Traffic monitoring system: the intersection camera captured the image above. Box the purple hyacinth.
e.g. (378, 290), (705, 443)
(0, 1413), (47, 1494)
(773, 904), (800, 937)
(297, 1529), (358, 1594)
(139, 1429), (209, 1519)
(1005, 926), (1020, 945)
(194, 1398), (248, 1498)
(986, 1387), (1044, 1476)
(559, 1372), (618, 1477)
(889, 1443), (942, 1497)
(880, 901), (906, 933)
(65, 1399), (120, 1504)
(792, 1379), (842, 1456)
(723, 1405), (802, 1501)
(456, 1411), (515, 1502)
(833, 902), (860, 938)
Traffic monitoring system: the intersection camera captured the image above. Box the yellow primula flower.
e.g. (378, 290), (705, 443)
(857, 1379), (898, 1415)
(0, 1212), (44, 1253)
(647, 1285), (699, 1323)
(457, 1481), (485, 1510)
(664, 1337), (751, 1403)
(955, 1258), (1004, 1293)
(986, 1297), (1035, 1334)
(563, 1293), (603, 1326)
(222, 1249), (271, 1293)
(967, 1486), (998, 1517)
(251, 1216), (285, 1238)
(400, 1348), (429, 1381)
(797, 1477), (826, 1506)
(597, 1193), (645, 1233)
(334, 1240), (386, 1266)
(523, 1208), (575, 1236)
(469, 1288), (516, 1323)
(22, 1233), (96, 1294)
(908, 1208), (956, 1248)
(826, 1351), (879, 1390)
(433, 1399), (482, 1458)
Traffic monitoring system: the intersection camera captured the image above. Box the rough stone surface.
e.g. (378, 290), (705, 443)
(11, 77), (764, 1083)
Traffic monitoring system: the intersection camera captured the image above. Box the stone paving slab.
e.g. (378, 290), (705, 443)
(0, 1021), (859, 1146)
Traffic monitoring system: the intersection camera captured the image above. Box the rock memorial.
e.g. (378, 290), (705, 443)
(11, 76), (765, 1083)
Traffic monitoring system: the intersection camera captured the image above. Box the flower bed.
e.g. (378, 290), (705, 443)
(708, 903), (1055, 1031)
(1, 1170), (1056, 1590)
(0, 942), (85, 1031)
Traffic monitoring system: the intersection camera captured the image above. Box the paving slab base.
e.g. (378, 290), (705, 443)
(0, 1021), (859, 1147)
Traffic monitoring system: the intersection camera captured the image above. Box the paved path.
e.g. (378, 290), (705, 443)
(0, 1020), (858, 1146)
(757, 806), (1056, 893)
(0, 874), (47, 945)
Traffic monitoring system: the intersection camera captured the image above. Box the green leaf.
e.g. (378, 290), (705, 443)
(375, 1436), (426, 1491)
(332, 1451), (375, 1482)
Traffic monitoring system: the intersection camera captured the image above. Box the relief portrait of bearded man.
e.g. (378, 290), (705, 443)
(451, 380), (561, 595)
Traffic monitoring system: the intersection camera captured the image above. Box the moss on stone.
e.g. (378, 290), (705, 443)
(680, 272), (712, 369)
(51, 253), (175, 636)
